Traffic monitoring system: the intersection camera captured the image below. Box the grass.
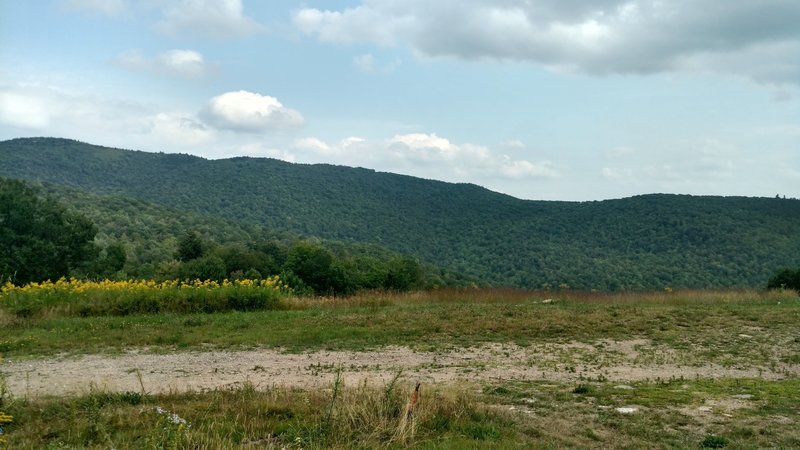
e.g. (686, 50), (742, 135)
(0, 379), (524, 449)
(1, 288), (799, 448)
(483, 377), (800, 449)
(1, 377), (798, 449)
(1, 288), (797, 361)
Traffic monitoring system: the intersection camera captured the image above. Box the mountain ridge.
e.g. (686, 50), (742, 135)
(2, 137), (799, 289)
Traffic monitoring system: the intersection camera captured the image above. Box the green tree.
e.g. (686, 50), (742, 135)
(92, 242), (127, 278)
(767, 268), (800, 291)
(384, 256), (422, 291)
(178, 255), (227, 281)
(284, 242), (344, 295)
(176, 230), (204, 261)
(0, 178), (97, 284)
(213, 244), (275, 278)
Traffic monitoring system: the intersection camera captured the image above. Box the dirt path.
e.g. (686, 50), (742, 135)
(3, 340), (798, 397)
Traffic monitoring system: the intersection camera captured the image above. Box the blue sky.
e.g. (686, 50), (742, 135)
(1, 0), (798, 201)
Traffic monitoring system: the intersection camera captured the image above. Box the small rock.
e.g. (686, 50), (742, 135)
(542, 299), (554, 304)
(732, 394), (753, 399)
(697, 406), (713, 412)
(613, 385), (634, 390)
(523, 398), (536, 404)
(738, 334), (753, 339)
(615, 407), (638, 414)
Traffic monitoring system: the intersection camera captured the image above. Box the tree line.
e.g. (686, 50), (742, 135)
(1, 177), (469, 294)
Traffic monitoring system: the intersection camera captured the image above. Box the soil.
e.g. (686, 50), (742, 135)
(3, 340), (798, 397)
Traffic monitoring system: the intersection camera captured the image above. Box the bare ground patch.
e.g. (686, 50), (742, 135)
(4, 339), (799, 397)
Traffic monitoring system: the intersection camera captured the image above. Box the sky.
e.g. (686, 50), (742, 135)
(0, 0), (798, 201)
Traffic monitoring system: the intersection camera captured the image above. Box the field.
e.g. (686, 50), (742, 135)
(1, 287), (799, 448)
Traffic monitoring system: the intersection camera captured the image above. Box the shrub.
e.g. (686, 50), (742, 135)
(701, 435), (728, 448)
(0, 277), (290, 318)
(767, 268), (800, 291)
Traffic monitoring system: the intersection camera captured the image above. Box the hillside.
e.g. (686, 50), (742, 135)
(2, 137), (799, 289)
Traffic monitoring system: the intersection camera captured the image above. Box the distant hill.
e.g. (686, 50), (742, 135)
(2, 137), (799, 289)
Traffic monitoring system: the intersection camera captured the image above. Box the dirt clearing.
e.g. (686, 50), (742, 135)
(4, 339), (798, 397)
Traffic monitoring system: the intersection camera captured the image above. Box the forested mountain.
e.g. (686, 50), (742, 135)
(4, 180), (468, 291)
(3, 137), (799, 290)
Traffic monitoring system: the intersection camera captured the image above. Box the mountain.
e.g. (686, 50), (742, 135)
(2, 137), (799, 289)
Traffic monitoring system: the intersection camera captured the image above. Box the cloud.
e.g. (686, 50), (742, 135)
(0, 91), (53, 128)
(57, 0), (127, 17)
(115, 49), (216, 78)
(289, 133), (558, 182)
(233, 143), (296, 162)
(353, 53), (401, 74)
(155, 0), (264, 38)
(604, 146), (636, 159)
(0, 77), (218, 151)
(149, 113), (214, 146)
(601, 138), (739, 188)
(293, 6), (406, 46)
(294, 0), (800, 86)
(771, 90), (794, 102)
(388, 133), (558, 178)
(202, 90), (305, 132)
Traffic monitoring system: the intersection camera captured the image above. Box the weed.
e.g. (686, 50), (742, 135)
(573, 384), (593, 394)
(701, 434), (729, 448)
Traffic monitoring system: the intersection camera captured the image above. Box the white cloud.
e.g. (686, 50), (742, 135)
(294, 0), (800, 86)
(604, 146), (636, 159)
(155, 0), (263, 38)
(293, 137), (331, 153)
(288, 133), (558, 182)
(499, 139), (526, 150)
(233, 143), (296, 162)
(600, 138), (740, 190)
(115, 49), (215, 78)
(0, 77), (220, 152)
(500, 159), (559, 179)
(292, 136), (371, 160)
(353, 54), (377, 72)
(293, 6), (406, 46)
(57, 0), (127, 17)
(353, 53), (401, 74)
(202, 90), (305, 133)
(149, 113), (214, 146)
(601, 167), (624, 180)
(0, 92), (53, 128)
(388, 133), (558, 179)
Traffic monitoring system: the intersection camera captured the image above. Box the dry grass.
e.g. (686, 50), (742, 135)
(286, 287), (797, 310)
(3, 376), (798, 449)
(1, 378), (509, 449)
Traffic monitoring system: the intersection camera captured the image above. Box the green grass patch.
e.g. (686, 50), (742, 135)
(1, 381), (522, 449)
(8, 378), (794, 449)
(483, 378), (800, 449)
(1, 289), (798, 359)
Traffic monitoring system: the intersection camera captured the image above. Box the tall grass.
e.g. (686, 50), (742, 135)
(1, 380), (504, 449)
(285, 286), (798, 310)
